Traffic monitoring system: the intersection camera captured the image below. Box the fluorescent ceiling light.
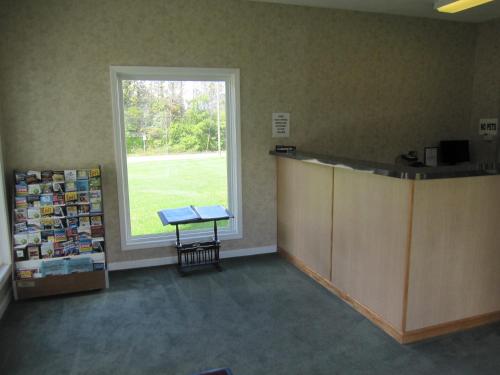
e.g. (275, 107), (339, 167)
(435, 0), (494, 13)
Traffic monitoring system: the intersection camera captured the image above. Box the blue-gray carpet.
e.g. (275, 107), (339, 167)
(0, 254), (499, 375)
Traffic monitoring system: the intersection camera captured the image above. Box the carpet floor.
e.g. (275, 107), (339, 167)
(0, 254), (499, 375)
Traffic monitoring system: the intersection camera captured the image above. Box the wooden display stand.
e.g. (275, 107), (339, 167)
(11, 167), (108, 300)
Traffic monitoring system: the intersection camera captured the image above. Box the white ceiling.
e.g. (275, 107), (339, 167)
(249, 0), (500, 23)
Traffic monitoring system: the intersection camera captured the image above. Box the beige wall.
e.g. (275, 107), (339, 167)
(470, 18), (500, 162)
(0, 0), (479, 263)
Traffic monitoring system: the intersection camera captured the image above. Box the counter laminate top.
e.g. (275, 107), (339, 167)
(270, 150), (500, 180)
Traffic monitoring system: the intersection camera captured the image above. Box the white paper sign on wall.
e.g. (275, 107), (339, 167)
(272, 113), (290, 138)
(479, 118), (498, 140)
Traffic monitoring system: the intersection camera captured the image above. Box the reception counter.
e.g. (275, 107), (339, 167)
(273, 151), (500, 343)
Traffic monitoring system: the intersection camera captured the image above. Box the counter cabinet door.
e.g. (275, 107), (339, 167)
(277, 158), (333, 279)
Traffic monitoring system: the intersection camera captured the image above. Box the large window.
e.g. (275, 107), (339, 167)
(110, 67), (241, 250)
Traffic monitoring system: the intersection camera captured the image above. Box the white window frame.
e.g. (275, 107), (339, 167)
(0, 132), (12, 287)
(110, 66), (242, 250)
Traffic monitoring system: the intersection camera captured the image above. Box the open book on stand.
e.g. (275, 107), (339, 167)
(157, 205), (233, 226)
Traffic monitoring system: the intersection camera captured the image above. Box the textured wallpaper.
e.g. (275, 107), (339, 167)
(470, 18), (500, 162)
(0, 0), (479, 263)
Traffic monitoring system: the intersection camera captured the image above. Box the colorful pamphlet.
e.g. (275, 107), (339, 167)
(90, 202), (102, 213)
(53, 242), (65, 257)
(15, 172), (26, 183)
(90, 215), (102, 226)
(67, 217), (79, 228)
(41, 229), (53, 241)
(89, 190), (101, 203)
(40, 194), (53, 206)
(52, 218), (64, 229)
(89, 168), (100, 177)
(15, 222), (28, 233)
(66, 206), (78, 217)
(53, 206), (65, 217)
(40, 206), (54, 216)
(52, 171), (65, 182)
(65, 191), (78, 203)
(15, 196), (28, 208)
(14, 233), (28, 247)
(16, 184), (28, 196)
(92, 240), (104, 252)
(54, 228), (67, 243)
(41, 170), (53, 182)
(65, 181), (77, 192)
(27, 245), (40, 260)
(79, 238), (93, 253)
(28, 231), (41, 245)
(78, 192), (89, 203)
(91, 225), (104, 238)
(26, 170), (41, 181)
(27, 219), (41, 231)
(15, 248), (26, 261)
(41, 241), (54, 258)
(66, 226), (78, 238)
(40, 217), (54, 229)
(40, 183), (53, 194)
(27, 208), (41, 219)
(77, 169), (89, 180)
(62, 240), (78, 256)
(64, 170), (77, 182)
(78, 226), (91, 236)
(79, 216), (90, 227)
(89, 176), (101, 190)
(28, 184), (41, 195)
(27, 195), (40, 208)
(16, 269), (34, 279)
(76, 179), (89, 192)
(53, 193), (64, 205)
(15, 208), (28, 222)
(78, 204), (90, 215)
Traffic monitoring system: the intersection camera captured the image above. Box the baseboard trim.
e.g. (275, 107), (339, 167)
(278, 248), (404, 343)
(108, 245), (277, 271)
(279, 248), (500, 344)
(402, 310), (500, 344)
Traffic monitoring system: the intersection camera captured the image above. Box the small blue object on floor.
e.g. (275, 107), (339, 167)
(193, 368), (233, 375)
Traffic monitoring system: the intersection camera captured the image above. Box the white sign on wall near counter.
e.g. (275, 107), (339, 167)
(272, 113), (290, 138)
(479, 118), (498, 140)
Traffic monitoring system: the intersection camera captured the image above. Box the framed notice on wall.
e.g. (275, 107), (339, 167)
(272, 113), (290, 138)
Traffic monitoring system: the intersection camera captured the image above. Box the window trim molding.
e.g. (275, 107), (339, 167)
(0, 130), (12, 268)
(110, 66), (242, 251)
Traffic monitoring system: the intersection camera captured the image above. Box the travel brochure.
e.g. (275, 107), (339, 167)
(13, 168), (106, 275)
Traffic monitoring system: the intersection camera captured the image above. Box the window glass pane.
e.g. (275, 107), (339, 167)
(122, 80), (228, 236)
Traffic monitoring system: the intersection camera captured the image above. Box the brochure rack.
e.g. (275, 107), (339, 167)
(11, 167), (108, 300)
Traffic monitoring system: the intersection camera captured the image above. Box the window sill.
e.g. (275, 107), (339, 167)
(122, 231), (242, 251)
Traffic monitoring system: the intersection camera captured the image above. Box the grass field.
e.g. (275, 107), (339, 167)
(127, 156), (228, 236)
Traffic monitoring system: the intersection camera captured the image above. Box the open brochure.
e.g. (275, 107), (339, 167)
(158, 205), (232, 225)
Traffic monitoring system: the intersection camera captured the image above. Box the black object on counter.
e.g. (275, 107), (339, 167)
(440, 140), (470, 165)
(275, 145), (296, 153)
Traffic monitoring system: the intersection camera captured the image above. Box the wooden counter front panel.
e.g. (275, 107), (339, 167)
(406, 176), (500, 331)
(331, 169), (412, 330)
(277, 158), (333, 279)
